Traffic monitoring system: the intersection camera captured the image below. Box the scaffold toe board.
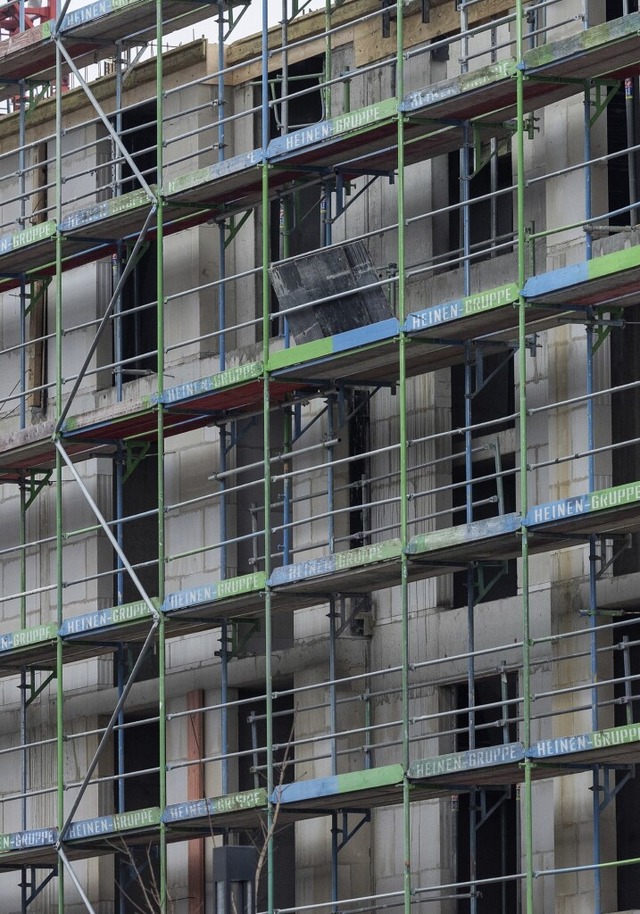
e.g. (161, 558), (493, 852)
(524, 11), (640, 82)
(525, 482), (640, 537)
(0, 421), (110, 482)
(407, 514), (523, 566)
(269, 540), (403, 594)
(523, 244), (640, 309)
(409, 742), (525, 789)
(60, 364), (318, 448)
(274, 765), (405, 818)
(0, 828), (56, 867)
(162, 573), (267, 622)
(409, 724), (640, 792)
(163, 787), (267, 833)
(64, 807), (161, 860)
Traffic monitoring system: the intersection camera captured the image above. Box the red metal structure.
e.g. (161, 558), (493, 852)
(0, 0), (55, 36)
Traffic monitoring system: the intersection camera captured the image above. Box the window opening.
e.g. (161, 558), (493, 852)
(448, 145), (513, 262)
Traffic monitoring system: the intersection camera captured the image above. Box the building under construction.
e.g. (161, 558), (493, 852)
(1, 0), (640, 911)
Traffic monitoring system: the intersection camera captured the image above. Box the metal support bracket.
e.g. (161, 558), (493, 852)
(292, 399), (330, 446)
(121, 43), (149, 85)
(590, 79), (621, 128)
(25, 276), (51, 317)
(476, 786), (510, 828)
(334, 384), (380, 435)
(475, 561), (509, 603)
(471, 129), (512, 179)
(592, 306), (623, 354)
(23, 867), (57, 905)
(22, 471), (52, 509)
(596, 533), (632, 579)
(328, 175), (376, 224)
(333, 593), (373, 637)
(332, 809), (370, 852)
(225, 210), (252, 247)
(598, 765), (634, 813)
(220, 415), (257, 457)
(123, 441), (151, 483)
(22, 669), (56, 707)
(23, 83), (51, 116)
(230, 619), (261, 657)
(472, 347), (515, 399)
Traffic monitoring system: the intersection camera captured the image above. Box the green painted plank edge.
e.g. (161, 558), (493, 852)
(160, 361), (264, 406)
(60, 597), (159, 637)
(269, 338), (334, 371)
(163, 571), (266, 612)
(64, 395), (153, 432)
(337, 764), (404, 793)
(409, 743), (524, 779)
(406, 282), (519, 333)
(1, 221), (56, 254)
(408, 514), (520, 555)
(524, 12), (640, 70)
(112, 806), (161, 831)
(163, 787), (267, 823)
(268, 97), (399, 158)
(0, 621), (57, 654)
(269, 539), (402, 586)
(588, 243), (640, 281)
(403, 59), (516, 112)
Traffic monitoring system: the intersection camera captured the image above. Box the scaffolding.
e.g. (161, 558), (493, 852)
(1, 0), (640, 910)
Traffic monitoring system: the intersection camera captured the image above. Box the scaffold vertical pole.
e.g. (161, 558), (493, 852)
(260, 5), (275, 914)
(515, 0), (533, 909)
(395, 8), (412, 914)
(156, 0), (167, 907)
(54, 30), (65, 914)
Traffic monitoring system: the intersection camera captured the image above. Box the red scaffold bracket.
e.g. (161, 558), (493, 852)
(0, 0), (56, 36)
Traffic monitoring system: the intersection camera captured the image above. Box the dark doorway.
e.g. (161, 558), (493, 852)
(267, 55), (325, 335)
(613, 619), (640, 907)
(237, 686), (295, 913)
(454, 674), (519, 914)
(112, 449), (159, 683)
(611, 308), (640, 576)
(114, 713), (160, 913)
(114, 99), (158, 380)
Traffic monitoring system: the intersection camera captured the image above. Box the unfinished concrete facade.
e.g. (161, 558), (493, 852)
(0, 0), (640, 912)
